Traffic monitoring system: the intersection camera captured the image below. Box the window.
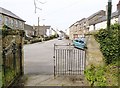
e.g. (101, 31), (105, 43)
(15, 20), (18, 28)
(0, 14), (2, 25)
(9, 18), (12, 27)
(5, 16), (9, 25)
(11, 19), (14, 27)
(19, 21), (23, 29)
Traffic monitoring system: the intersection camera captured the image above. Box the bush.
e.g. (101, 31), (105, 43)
(44, 37), (49, 41)
(94, 23), (119, 64)
(24, 40), (28, 44)
(44, 35), (57, 41)
(84, 63), (118, 86)
(30, 38), (42, 43)
(84, 65), (106, 86)
(85, 23), (119, 87)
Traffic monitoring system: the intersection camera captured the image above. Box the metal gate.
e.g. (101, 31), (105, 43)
(54, 44), (86, 76)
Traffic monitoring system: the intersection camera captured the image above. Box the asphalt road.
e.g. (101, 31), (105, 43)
(24, 38), (72, 75)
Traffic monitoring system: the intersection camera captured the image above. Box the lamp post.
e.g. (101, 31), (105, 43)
(107, 0), (112, 30)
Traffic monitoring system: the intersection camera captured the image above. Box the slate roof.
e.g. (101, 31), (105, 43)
(94, 11), (119, 24)
(24, 24), (34, 31)
(69, 18), (86, 28)
(0, 7), (25, 22)
(34, 26), (51, 30)
(77, 18), (86, 23)
(87, 10), (105, 20)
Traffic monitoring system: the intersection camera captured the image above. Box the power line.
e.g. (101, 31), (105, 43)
(44, 0), (80, 16)
(36, 0), (47, 4)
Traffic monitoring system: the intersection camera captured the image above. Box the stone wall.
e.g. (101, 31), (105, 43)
(86, 34), (104, 67)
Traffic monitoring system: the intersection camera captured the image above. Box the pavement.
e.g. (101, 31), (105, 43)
(24, 75), (88, 86)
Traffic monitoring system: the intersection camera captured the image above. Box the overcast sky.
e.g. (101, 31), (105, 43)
(0, 0), (119, 31)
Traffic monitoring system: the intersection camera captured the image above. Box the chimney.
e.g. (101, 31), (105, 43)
(117, 0), (120, 14)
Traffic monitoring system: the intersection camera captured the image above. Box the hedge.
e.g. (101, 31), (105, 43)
(94, 23), (119, 64)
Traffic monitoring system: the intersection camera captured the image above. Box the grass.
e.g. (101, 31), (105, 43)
(85, 61), (119, 86)
(104, 62), (119, 86)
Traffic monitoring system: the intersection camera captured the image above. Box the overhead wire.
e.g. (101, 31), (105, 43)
(45, 0), (81, 16)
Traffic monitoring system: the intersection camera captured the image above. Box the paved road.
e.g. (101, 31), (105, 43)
(24, 39), (71, 75)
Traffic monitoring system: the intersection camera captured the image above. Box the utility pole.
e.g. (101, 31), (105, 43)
(107, 0), (112, 30)
(38, 17), (40, 36)
(34, 0), (46, 13)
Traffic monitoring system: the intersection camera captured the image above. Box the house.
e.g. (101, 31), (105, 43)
(0, 7), (25, 88)
(48, 28), (58, 37)
(65, 28), (69, 36)
(88, 10), (106, 26)
(34, 25), (50, 37)
(69, 18), (89, 40)
(0, 7), (25, 30)
(87, 10), (106, 31)
(69, 1), (120, 40)
(59, 30), (69, 39)
(89, 1), (120, 31)
(24, 24), (35, 37)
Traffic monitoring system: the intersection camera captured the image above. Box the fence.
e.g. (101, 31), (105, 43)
(54, 44), (86, 76)
(1, 29), (24, 88)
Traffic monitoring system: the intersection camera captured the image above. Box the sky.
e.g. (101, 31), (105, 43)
(0, 0), (119, 31)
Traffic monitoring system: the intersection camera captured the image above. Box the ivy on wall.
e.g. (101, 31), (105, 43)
(94, 23), (119, 64)
(84, 23), (119, 87)
(2, 25), (25, 38)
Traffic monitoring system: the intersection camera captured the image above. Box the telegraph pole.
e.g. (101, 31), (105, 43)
(107, 0), (112, 30)
(34, 0), (46, 13)
(34, 0), (47, 36)
(38, 17), (40, 36)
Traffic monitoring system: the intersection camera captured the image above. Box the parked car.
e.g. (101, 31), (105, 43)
(58, 36), (62, 40)
(25, 34), (33, 41)
(73, 37), (87, 50)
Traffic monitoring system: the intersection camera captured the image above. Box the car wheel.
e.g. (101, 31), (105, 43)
(84, 46), (87, 49)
